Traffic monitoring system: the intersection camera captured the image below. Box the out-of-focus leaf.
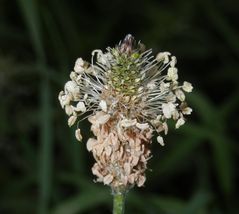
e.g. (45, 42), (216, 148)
(17, 1), (53, 214)
(178, 123), (209, 137)
(1, 195), (36, 214)
(187, 91), (235, 196)
(58, 173), (95, 191)
(219, 89), (239, 120)
(182, 191), (212, 214)
(187, 92), (216, 127)
(41, 8), (69, 70)
(17, 0), (45, 62)
(158, 134), (204, 175)
(127, 192), (154, 213)
(209, 133), (234, 195)
(3, 176), (36, 196)
(51, 189), (110, 214)
(201, 0), (239, 58)
(19, 135), (36, 165)
(151, 196), (185, 214)
(48, 0), (81, 56)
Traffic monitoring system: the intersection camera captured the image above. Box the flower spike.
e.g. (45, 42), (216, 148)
(59, 34), (193, 192)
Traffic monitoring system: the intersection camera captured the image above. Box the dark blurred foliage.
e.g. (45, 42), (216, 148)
(0, 0), (239, 213)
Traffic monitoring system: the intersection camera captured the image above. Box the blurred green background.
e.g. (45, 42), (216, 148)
(0, 0), (239, 213)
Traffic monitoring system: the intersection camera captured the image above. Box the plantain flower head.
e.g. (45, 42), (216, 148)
(58, 34), (193, 193)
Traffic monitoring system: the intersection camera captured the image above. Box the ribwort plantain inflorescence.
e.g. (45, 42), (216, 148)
(58, 34), (193, 194)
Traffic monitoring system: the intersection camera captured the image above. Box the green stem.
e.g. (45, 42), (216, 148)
(113, 191), (126, 214)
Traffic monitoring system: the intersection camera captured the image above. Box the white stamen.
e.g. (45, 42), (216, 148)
(99, 100), (107, 112)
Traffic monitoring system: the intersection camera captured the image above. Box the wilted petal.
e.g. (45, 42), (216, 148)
(120, 119), (137, 128)
(92, 165), (103, 178)
(162, 103), (176, 119)
(160, 82), (170, 92)
(95, 144), (104, 156)
(75, 101), (86, 112)
(137, 175), (146, 187)
(111, 133), (119, 149)
(182, 81), (193, 92)
(146, 129), (153, 139)
(182, 107), (192, 115)
(89, 112), (111, 125)
(131, 156), (139, 166)
(170, 56), (177, 67)
(99, 100), (107, 112)
(136, 123), (149, 130)
(58, 91), (64, 102)
(118, 146), (124, 159)
(121, 175), (128, 186)
(70, 71), (77, 81)
(167, 67), (178, 81)
(166, 92), (177, 103)
(105, 146), (112, 156)
(128, 174), (136, 184)
(68, 115), (77, 127)
(147, 81), (156, 90)
(172, 109), (179, 120)
(163, 122), (168, 135)
(59, 91), (71, 108)
(103, 174), (113, 185)
(65, 105), (73, 116)
(124, 163), (131, 175)
(90, 124), (100, 136)
(157, 136), (164, 146)
(86, 138), (98, 151)
(97, 114), (111, 125)
(64, 81), (79, 94)
(156, 52), (171, 63)
(175, 89), (185, 101)
(175, 118), (185, 129)
(74, 58), (85, 73)
(75, 128), (83, 141)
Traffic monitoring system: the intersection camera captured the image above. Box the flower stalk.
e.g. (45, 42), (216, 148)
(113, 190), (126, 214)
